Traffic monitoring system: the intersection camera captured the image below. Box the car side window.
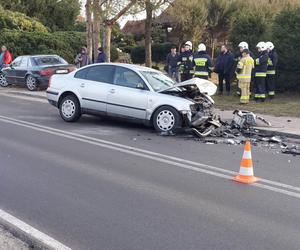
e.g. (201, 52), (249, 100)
(86, 65), (115, 83)
(114, 67), (147, 90)
(74, 68), (89, 79)
(19, 57), (28, 68)
(12, 57), (22, 67)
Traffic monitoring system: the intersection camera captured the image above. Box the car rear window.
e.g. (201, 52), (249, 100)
(32, 56), (67, 66)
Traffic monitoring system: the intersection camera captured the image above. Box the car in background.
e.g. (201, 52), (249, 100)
(46, 63), (219, 133)
(0, 55), (75, 91)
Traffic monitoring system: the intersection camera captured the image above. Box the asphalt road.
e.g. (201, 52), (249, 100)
(0, 92), (300, 250)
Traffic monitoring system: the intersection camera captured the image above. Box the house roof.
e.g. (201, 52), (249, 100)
(121, 20), (145, 36)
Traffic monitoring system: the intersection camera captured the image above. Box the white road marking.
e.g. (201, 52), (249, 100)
(0, 208), (71, 250)
(0, 115), (300, 199)
(0, 92), (46, 103)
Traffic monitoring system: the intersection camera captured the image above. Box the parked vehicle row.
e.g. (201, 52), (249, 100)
(0, 55), (75, 91)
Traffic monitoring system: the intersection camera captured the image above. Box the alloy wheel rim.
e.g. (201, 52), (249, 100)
(62, 100), (76, 118)
(156, 110), (175, 131)
(27, 76), (36, 90)
(0, 74), (8, 86)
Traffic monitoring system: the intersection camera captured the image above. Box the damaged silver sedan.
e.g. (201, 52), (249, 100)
(47, 63), (220, 135)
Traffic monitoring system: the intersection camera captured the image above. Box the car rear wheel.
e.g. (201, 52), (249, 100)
(26, 75), (38, 91)
(59, 95), (81, 122)
(0, 74), (9, 87)
(153, 106), (182, 132)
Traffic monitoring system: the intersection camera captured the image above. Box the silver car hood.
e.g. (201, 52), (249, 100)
(158, 78), (217, 96)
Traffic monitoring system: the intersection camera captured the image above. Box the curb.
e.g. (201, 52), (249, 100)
(0, 209), (71, 250)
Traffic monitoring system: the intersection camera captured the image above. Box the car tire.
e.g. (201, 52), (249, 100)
(26, 75), (38, 91)
(59, 95), (81, 122)
(153, 106), (182, 132)
(0, 73), (9, 87)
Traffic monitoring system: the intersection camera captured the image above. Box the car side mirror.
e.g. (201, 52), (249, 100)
(136, 83), (144, 90)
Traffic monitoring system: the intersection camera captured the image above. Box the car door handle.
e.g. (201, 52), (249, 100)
(109, 89), (115, 94)
(80, 83), (85, 88)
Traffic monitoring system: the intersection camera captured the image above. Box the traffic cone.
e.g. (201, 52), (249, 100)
(233, 141), (259, 184)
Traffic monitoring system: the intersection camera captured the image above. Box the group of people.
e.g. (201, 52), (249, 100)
(166, 40), (278, 104)
(75, 46), (107, 68)
(0, 46), (12, 69)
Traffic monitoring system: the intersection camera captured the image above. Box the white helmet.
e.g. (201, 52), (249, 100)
(265, 41), (274, 50)
(198, 43), (206, 51)
(256, 41), (267, 51)
(185, 41), (192, 49)
(238, 41), (249, 50)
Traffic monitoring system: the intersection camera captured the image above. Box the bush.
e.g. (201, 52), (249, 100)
(272, 7), (300, 91)
(0, 31), (86, 63)
(131, 43), (172, 64)
(229, 9), (271, 53)
(0, 6), (48, 33)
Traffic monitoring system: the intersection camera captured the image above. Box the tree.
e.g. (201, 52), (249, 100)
(170, 0), (208, 49)
(137, 0), (170, 67)
(101, 0), (137, 62)
(86, 0), (93, 60)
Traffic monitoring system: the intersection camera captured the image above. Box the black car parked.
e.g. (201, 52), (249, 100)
(0, 55), (75, 91)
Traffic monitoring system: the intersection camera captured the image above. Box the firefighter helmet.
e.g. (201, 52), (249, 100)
(256, 41), (267, 51)
(198, 43), (206, 51)
(185, 41), (193, 49)
(238, 41), (249, 49)
(265, 41), (275, 51)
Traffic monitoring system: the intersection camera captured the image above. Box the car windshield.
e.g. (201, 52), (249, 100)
(141, 71), (174, 92)
(32, 56), (67, 66)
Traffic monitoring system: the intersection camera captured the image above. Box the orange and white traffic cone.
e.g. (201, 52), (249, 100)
(233, 141), (259, 184)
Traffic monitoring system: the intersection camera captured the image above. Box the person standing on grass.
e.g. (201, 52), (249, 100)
(265, 41), (278, 99)
(177, 41), (194, 82)
(215, 44), (234, 95)
(236, 49), (254, 104)
(166, 45), (180, 82)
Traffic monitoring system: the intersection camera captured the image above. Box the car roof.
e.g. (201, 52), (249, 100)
(16, 55), (61, 58)
(98, 63), (159, 73)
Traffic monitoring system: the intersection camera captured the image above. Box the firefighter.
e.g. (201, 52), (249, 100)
(238, 41), (254, 59)
(265, 41), (278, 99)
(193, 43), (213, 80)
(236, 49), (254, 104)
(254, 42), (269, 102)
(178, 41), (194, 82)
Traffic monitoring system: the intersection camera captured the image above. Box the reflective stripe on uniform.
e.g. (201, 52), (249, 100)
(269, 91), (275, 96)
(237, 74), (251, 79)
(255, 94), (266, 99)
(194, 58), (207, 66)
(195, 71), (209, 76)
(267, 70), (276, 75)
(255, 72), (267, 77)
(255, 58), (260, 65)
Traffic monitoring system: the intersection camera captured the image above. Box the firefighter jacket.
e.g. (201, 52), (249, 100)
(178, 50), (194, 74)
(236, 55), (254, 82)
(193, 51), (213, 77)
(254, 51), (269, 77)
(267, 49), (278, 75)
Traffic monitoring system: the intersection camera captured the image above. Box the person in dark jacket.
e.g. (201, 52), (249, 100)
(166, 45), (180, 82)
(265, 41), (278, 99)
(97, 47), (107, 63)
(254, 42), (269, 102)
(215, 45), (234, 95)
(177, 41), (194, 82)
(193, 43), (213, 80)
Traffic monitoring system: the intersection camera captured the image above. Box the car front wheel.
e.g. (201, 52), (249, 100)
(153, 106), (182, 132)
(26, 75), (38, 91)
(59, 95), (81, 122)
(0, 74), (9, 87)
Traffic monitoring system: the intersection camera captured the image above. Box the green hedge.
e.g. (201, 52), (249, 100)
(0, 6), (48, 32)
(131, 43), (173, 64)
(272, 7), (300, 91)
(0, 31), (86, 63)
